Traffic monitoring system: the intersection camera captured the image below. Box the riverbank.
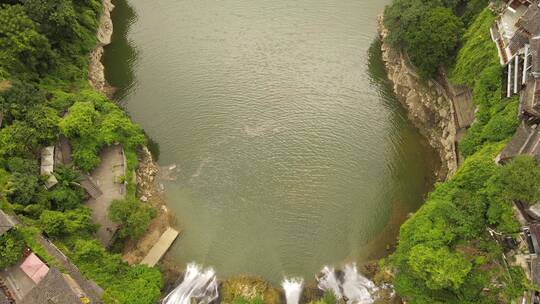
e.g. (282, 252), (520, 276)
(89, 0), (178, 266)
(95, 1), (441, 302)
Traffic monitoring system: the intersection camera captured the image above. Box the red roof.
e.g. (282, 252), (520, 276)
(20, 253), (50, 284)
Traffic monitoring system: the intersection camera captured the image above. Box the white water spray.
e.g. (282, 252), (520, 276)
(317, 266), (343, 299)
(317, 263), (378, 304)
(162, 263), (219, 304)
(282, 278), (304, 304)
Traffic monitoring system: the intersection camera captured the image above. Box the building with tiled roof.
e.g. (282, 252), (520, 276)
(19, 268), (90, 304)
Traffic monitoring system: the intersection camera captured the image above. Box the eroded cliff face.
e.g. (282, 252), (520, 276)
(378, 18), (458, 179)
(89, 0), (114, 95)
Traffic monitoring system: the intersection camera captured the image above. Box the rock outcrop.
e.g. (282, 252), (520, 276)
(122, 147), (177, 265)
(89, 0), (115, 96)
(378, 17), (459, 179)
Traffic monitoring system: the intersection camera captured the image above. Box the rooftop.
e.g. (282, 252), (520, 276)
(500, 3), (529, 42)
(20, 253), (49, 285)
(520, 77), (540, 117)
(516, 2), (540, 35)
(19, 268), (88, 304)
(532, 36), (540, 76)
(497, 122), (540, 163)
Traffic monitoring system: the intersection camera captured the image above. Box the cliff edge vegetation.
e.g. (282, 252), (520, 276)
(0, 1), (162, 303)
(381, 1), (540, 303)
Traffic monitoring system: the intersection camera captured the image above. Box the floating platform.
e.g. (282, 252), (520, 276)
(140, 227), (179, 267)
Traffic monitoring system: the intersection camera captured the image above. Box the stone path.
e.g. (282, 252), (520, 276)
(85, 145), (126, 247)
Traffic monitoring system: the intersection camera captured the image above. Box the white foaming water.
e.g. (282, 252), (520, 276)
(317, 264), (378, 304)
(282, 278), (304, 304)
(162, 263), (219, 304)
(317, 266), (343, 299)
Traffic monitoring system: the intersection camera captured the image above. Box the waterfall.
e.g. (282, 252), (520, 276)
(162, 263), (219, 304)
(317, 266), (343, 299)
(282, 278), (304, 304)
(317, 263), (378, 304)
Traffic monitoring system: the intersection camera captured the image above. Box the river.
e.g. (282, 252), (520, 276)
(104, 0), (439, 284)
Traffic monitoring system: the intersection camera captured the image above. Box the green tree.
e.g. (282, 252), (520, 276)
(25, 105), (61, 145)
(5, 157), (40, 205)
(0, 4), (55, 75)
(39, 208), (96, 238)
(0, 228), (25, 269)
(404, 7), (464, 79)
(21, 0), (79, 44)
(71, 137), (101, 172)
(49, 166), (85, 211)
(59, 101), (99, 139)
(70, 239), (163, 304)
(408, 244), (471, 290)
(39, 210), (66, 237)
(497, 156), (540, 204)
(1, 80), (46, 124)
(0, 121), (38, 158)
(99, 109), (146, 148)
(108, 197), (156, 239)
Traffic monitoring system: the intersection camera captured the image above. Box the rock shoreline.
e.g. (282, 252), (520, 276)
(89, 0), (116, 98)
(378, 16), (459, 180)
(89, 0), (177, 265)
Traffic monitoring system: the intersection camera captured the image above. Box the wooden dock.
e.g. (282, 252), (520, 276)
(140, 227), (179, 267)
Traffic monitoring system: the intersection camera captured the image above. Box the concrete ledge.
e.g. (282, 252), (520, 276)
(140, 227), (179, 267)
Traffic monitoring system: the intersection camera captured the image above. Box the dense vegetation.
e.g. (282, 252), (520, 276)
(383, 2), (540, 303)
(384, 0), (488, 79)
(0, 1), (161, 303)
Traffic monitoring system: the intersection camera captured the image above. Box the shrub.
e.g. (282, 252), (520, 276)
(0, 4), (55, 75)
(50, 166), (85, 211)
(108, 198), (156, 239)
(70, 239), (163, 304)
(0, 228), (25, 269)
(39, 208), (96, 238)
(59, 101), (99, 138)
(404, 7), (464, 79)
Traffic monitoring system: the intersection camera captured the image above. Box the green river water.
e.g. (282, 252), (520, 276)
(104, 0), (439, 284)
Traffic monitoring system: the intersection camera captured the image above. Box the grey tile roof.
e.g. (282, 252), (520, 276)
(520, 77), (540, 117)
(498, 122), (540, 162)
(19, 268), (86, 304)
(0, 291), (11, 304)
(531, 37), (540, 75)
(509, 29), (529, 55)
(517, 3), (540, 35)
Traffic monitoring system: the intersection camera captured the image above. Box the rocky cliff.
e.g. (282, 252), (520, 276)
(89, 0), (115, 96)
(378, 17), (459, 179)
